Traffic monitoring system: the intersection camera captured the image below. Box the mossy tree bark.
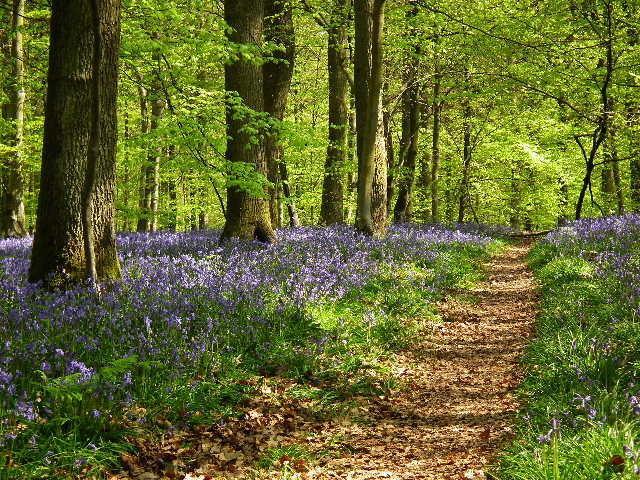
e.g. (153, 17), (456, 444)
(29, 0), (122, 286)
(220, 0), (276, 243)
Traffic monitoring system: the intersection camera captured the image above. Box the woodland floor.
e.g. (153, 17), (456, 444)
(114, 244), (538, 480)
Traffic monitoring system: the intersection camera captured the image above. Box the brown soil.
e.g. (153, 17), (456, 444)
(113, 244), (538, 480)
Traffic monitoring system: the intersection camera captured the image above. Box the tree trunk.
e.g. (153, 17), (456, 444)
(354, 0), (387, 236)
(430, 39), (441, 223)
(167, 146), (178, 232)
(458, 72), (472, 223)
(264, 0), (295, 229)
(371, 97), (387, 233)
(320, 0), (350, 226)
(1, 0), (27, 238)
(29, 0), (122, 286)
(602, 133), (616, 214)
(384, 109), (395, 214)
(393, 4), (421, 224)
(612, 152), (624, 215)
(136, 81), (151, 232)
(136, 51), (165, 232)
(221, 0), (276, 243)
(418, 152), (431, 222)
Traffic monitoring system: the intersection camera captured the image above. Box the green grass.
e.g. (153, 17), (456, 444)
(495, 246), (640, 480)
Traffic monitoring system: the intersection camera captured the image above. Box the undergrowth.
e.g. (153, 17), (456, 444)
(496, 238), (640, 479)
(1, 231), (493, 479)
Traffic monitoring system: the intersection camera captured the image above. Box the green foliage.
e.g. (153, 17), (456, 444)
(496, 245), (640, 480)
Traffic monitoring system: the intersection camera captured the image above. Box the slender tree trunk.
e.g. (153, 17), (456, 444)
(457, 69), (473, 224)
(575, 2), (614, 220)
(1, 0), (27, 238)
(148, 81), (165, 232)
(458, 105), (472, 223)
(136, 51), (165, 232)
(430, 38), (441, 223)
(354, 0), (387, 236)
(320, 0), (350, 225)
(136, 81), (151, 232)
(221, 0), (276, 243)
(167, 146), (178, 232)
(371, 97), (388, 231)
(611, 144), (624, 215)
(384, 109), (394, 214)
(29, 0), (122, 286)
(393, 4), (421, 224)
(602, 131), (616, 214)
(418, 152), (431, 222)
(631, 138), (640, 212)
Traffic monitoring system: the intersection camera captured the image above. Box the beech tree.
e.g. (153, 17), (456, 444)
(354, 0), (387, 236)
(220, 0), (276, 243)
(264, 0), (299, 228)
(29, 0), (122, 286)
(319, 0), (351, 226)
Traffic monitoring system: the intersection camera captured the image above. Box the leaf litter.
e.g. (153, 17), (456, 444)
(110, 244), (537, 480)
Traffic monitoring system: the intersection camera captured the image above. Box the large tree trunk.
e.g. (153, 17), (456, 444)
(29, 0), (121, 286)
(1, 0), (27, 238)
(319, 2), (349, 225)
(220, 0), (276, 243)
(264, 0), (297, 229)
(393, 2), (421, 224)
(354, 0), (387, 236)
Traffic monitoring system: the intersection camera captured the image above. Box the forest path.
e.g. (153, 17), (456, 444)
(116, 244), (538, 480)
(303, 242), (539, 479)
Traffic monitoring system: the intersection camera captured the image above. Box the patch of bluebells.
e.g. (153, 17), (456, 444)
(544, 214), (640, 317)
(537, 215), (640, 430)
(0, 224), (490, 434)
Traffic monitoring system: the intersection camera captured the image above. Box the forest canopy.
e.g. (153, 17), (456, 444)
(1, 0), (638, 245)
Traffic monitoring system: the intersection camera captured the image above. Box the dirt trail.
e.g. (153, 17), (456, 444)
(308, 243), (538, 479)
(115, 244), (538, 480)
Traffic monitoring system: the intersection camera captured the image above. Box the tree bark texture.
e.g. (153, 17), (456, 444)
(354, 0), (387, 236)
(221, 0), (276, 243)
(29, 0), (122, 286)
(264, 0), (297, 228)
(320, 0), (350, 226)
